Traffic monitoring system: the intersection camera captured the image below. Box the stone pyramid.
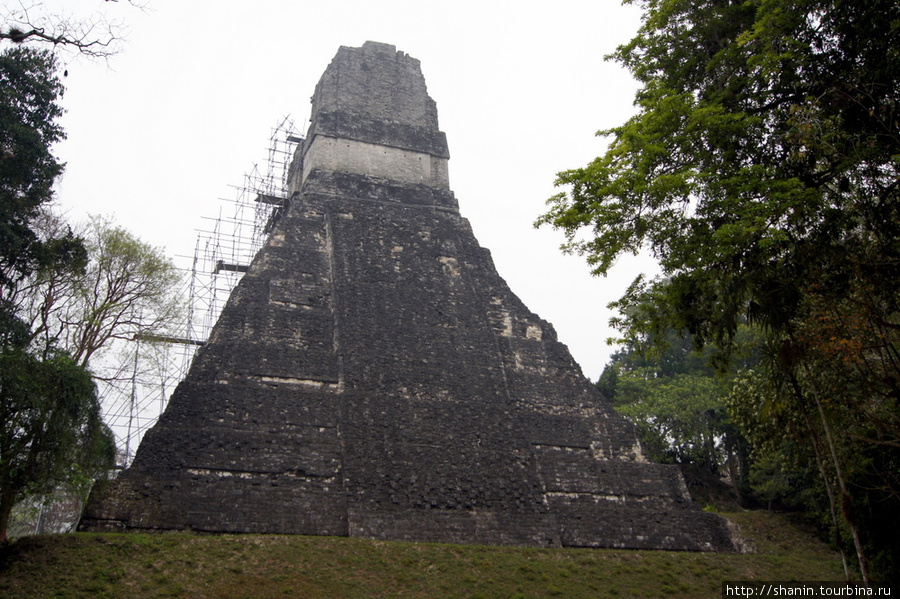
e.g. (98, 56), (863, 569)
(80, 41), (736, 551)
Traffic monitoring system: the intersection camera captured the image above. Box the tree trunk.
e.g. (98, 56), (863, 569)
(807, 424), (852, 581)
(787, 367), (853, 580)
(812, 391), (870, 582)
(787, 340), (870, 582)
(0, 486), (17, 543)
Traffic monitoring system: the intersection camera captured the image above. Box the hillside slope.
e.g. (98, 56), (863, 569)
(0, 511), (845, 598)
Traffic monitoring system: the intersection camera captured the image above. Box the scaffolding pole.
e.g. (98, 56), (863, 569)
(100, 117), (303, 466)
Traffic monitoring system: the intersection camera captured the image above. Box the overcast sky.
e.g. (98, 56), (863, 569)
(36, 0), (653, 381)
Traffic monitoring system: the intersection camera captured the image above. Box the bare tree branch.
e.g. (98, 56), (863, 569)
(0, 0), (144, 59)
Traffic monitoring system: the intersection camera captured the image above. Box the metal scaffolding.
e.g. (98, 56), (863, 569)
(101, 117), (302, 466)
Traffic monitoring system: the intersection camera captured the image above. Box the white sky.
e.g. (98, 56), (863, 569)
(37, 0), (653, 381)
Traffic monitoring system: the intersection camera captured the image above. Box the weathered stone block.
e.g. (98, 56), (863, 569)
(80, 41), (739, 552)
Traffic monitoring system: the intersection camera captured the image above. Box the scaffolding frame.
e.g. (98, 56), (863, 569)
(100, 117), (303, 466)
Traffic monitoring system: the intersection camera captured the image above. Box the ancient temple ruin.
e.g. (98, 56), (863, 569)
(80, 41), (737, 551)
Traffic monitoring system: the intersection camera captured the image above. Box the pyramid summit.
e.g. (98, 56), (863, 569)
(80, 41), (737, 551)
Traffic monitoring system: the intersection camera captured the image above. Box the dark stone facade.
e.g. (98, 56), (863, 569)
(80, 42), (737, 551)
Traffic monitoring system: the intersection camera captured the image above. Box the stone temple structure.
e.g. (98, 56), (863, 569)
(80, 41), (737, 551)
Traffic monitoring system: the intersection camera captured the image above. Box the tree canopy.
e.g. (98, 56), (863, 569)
(600, 330), (755, 505)
(0, 47), (115, 542)
(538, 0), (899, 582)
(0, 348), (114, 541)
(539, 0), (899, 350)
(21, 214), (183, 369)
(0, 46), (71, 304)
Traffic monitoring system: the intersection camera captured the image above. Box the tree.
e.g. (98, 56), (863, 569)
(0, 43), (183, 540)
(0, 44), (116, 542)
(19, 212), (184, 475)
(0, 349), (114, 542)
(0, 46), (73, 306)
(617, 370), (729, 466)
(537, 0), (899, 581)
(1, 0), (146, 60)
(20, 214), (183, 369)
(601, 330), (753, 503)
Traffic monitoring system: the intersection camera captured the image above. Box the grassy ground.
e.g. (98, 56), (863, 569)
(0, 511), (845, 599)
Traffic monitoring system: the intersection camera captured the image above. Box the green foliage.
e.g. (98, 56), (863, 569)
(595, 362), (618, 402)
(727, 359), (900, 583)
(601, 331), (752, 507)
(0, 350), (110, 492)
(616, 369), (727, 469)
(0, 47), (69, 296)
(0, 47), (86, 351)
(725, 371), (822, 512)
(0, 348), (114, 541)
(0, 46), (118, 543)
(24, 214), (184, 367)
(540, 0), (900, 581)
(747, 454), (799, 509)
(538, 0), (900, 354)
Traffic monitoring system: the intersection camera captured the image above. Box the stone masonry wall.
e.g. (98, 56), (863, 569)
(80, 42), (738, 552)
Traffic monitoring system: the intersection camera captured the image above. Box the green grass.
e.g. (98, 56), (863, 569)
(0, 511), (845, 598)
